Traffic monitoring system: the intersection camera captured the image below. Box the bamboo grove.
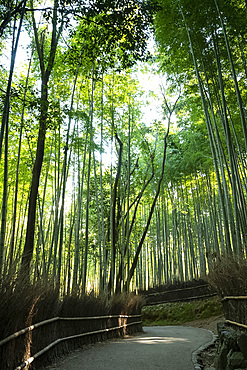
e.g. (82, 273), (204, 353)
(0, 0), (246, 295)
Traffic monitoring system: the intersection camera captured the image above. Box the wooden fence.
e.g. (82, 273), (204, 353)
(142, 284), (217, 305)
(222, 296), (247, 330)
(0, 314), (142, 369)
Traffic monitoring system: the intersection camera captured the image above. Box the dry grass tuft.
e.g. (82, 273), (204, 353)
(0, 276), (143, 369)
(207, 255), (247, 297)
(109, 293), (145, 315)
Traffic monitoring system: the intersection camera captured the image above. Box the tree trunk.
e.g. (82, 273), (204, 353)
(0, 2), (26, 276)
(20, 0), (62, 278)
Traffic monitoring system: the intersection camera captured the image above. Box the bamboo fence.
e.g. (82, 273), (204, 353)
(222, 296), (247, 330)
(0, 314), (142, 369)
(143, 283), (217, 305)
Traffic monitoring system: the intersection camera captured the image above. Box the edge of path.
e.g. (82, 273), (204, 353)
(184, 315), (224, 369)
(191, 328), (218, 369)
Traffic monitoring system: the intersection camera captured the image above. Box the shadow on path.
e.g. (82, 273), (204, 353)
(47, 326), (213, 370)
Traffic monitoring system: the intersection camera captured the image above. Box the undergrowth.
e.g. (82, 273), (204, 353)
(0, 276), (144, 369)
(142, 297), (223, 326)
(207, 255), (247, 297)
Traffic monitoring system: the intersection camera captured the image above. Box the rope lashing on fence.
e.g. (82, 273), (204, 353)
(0, 314), (141, 347)
(14, 319), (142, 370)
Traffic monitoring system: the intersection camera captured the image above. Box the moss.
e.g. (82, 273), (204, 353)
(142, 297), (223, 326)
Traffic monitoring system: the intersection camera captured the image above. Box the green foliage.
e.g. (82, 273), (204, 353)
(142, 297), (223, 326)
(65, 0), (154, 76)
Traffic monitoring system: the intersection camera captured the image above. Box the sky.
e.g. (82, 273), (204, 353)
(137, 68), (164, 125)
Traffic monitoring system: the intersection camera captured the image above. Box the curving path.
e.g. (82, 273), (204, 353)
(47, 326), (213, 370)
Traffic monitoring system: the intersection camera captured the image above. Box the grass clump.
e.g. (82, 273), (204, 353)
(207, 256), (247, 297)
(142, 297), (223, 326)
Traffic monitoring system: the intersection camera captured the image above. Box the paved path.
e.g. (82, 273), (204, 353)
(48, 326), (213, 370)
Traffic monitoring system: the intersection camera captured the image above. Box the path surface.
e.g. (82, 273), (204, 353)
(47, 326), (213, 370)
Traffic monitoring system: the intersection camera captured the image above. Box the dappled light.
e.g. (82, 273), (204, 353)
(43, 326), (213, 369)
(133, 336), (189, 345)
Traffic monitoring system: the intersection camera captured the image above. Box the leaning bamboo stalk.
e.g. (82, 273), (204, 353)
(14, 320), (142, 370)
(0, 315), (141, 347)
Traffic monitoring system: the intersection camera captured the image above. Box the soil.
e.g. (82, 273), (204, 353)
(183, 315), (224, 369)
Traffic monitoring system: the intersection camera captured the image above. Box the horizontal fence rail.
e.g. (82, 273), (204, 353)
(0, 314), (141, 348)
(222, 296), (247, 331)
(145, 293), (217, 305)
(146, 284), (211, 296)
(143, 284), (217, 305)
(225, 320), (247, 330)
(0, 317), (58, 347)
(14, 318), (142, 370)
(0, 314), (142, 369)
(222, 296), (247, 301)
